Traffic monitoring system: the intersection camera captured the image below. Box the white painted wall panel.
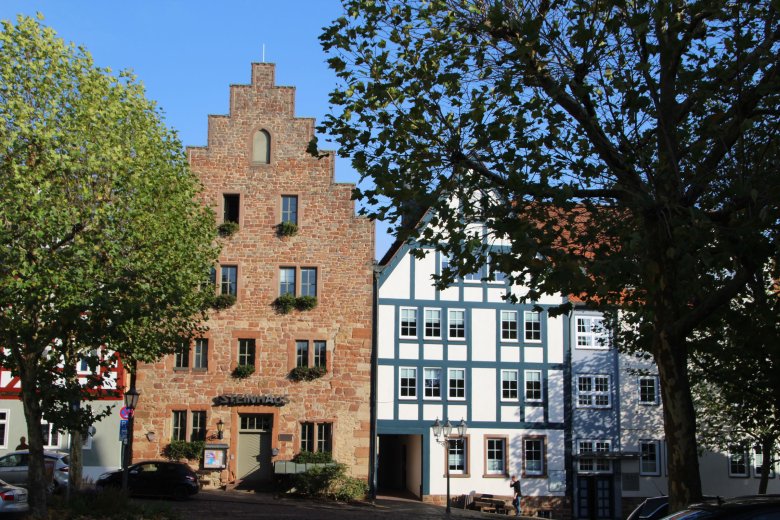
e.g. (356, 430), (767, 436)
(415, 254), (436, 301)
(448, 405), (468, 421)
(486, 287), (506, 303)
(471, 368), (496, 421)
(381, 254), (410, 299)
(463, 286), (482, 302)
(378, 305), (396, 359)
(471, 308), (496, 362)
(525, 406), (545, 423)
(398, 404), (419, 421)
(500, 346), (521, 363)
(547, 370), (564, 423)
(377, 365), (395, 420)
(439, 286), (459, 301)
(501, 406), (521, 422)
(423, 404), (443, 421)
(525, 346), (544, 363)
(399, 343), (419, 360)
(547, 314), (563, 364)
(423, 344), (444, 360)
(447, 344), (468, 361)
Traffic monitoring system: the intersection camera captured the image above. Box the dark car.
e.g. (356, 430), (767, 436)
(628, 496), (673, 520)
(95, 461), (198, 499)
(661, 495), (780, 519)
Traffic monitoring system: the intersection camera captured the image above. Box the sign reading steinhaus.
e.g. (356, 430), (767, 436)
(213, 394), (290, 407)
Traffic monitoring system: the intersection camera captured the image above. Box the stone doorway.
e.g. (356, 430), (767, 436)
(237, 414), (273, 486)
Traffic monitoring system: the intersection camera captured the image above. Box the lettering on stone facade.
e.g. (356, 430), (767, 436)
(212, 394), (290, 407)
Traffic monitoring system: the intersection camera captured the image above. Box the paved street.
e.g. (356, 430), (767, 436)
(134, 489), (527, 519)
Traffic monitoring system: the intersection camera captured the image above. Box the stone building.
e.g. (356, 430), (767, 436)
(132, 63), (374, 487)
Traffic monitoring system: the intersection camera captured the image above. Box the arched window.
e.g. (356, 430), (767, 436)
(252, 129), (270, 164)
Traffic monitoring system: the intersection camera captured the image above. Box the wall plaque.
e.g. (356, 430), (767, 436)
(212, 394), (290, 407)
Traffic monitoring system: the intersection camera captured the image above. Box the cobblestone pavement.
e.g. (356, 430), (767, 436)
(133, 489), (531, 519)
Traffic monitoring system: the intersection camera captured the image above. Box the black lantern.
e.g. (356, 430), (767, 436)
(124, 387), (140, 411)
(217, 419), (224, 440)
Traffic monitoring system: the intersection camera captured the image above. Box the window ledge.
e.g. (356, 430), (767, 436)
(482, 473), (509, 478)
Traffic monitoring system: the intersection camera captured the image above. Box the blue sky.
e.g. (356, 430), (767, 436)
(0, 0), (393, 258)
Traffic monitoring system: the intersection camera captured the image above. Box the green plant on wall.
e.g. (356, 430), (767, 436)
(232, 364), (255, 379)
(212, 293), (236, 310)
(295, 295), (317, 311)
(274, 293), (297, 314)
(289, 365), (326, 382)
(276, 221), (298, 237)
(292, 451), (332, 463)
(217, 221), (239, 237)
(164, 440), (206, 462)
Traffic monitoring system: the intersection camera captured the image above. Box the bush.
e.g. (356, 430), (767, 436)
(274, 293), (297, 314)
(211, 293), (236, 310)
(232, 364), (255, 379)
(276, 221), (298, 237)
(289, 366), (326, 382)
(164, 440), (205, 462)
(283, 462), (367, 502)
(295, 295), (317, 311)
(292, 450), (332, 463)
(217, 221), (239, 237)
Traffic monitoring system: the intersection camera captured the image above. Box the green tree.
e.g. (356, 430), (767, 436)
(318, 0), (780, 509)
(0, 14), (217, 516)
(691, 267), (780, 495)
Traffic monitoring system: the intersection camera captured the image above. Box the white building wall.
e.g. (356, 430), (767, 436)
(415, 254), (436, 300)
(382, 254), (411, 300)
(471, 309), (496, 362)
(377, 305), (396, 359)
(471, 368), (496, 422)
(377, 365), (395, 420)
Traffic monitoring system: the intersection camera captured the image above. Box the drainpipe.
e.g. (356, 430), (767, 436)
(367, 264), (380, 500)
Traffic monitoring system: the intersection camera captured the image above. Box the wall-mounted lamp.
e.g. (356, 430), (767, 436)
(217, 419), (224, 440)
(145, 431), (156, 442)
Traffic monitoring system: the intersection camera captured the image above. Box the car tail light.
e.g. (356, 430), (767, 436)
(59, 467), (69, 472)
(0, 491), (15, 502)
(185, 475), (195, 482)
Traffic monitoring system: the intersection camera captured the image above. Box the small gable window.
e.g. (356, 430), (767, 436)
(252, 129), (271, 164)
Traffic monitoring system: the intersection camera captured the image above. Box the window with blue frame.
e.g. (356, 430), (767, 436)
(424, 309), (441, 338)
(281, 195), (297, 224)
(524, 311), (541, 342)
(279, 267), (296, 296)
(448, 368), (465, 399)
(400, 308), (418, 338)
(501, 311), (518, 341)
(424, 368), (442, 398)
(448, 309), (465, 339)
(399, 367), (417, 398)
(301, 267), (317, 297)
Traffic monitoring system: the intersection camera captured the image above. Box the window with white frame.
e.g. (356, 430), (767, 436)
(523, 437), (545, 476)
(729, 446), (749, 477)
(640, 440), (661, 476)
(447, 438), (467, 474)
(487, 254), (508, 283)
(279, 267), (296, 296)
(575, 316), (608, 348)
(448, 368), (465, 399)
(399, 367), (417, 398)
(577, 375), (611, 408)
(423, 368), (442, 398)
(0, 410), (7, 448)
(501, 370), (519, 400)
(524, 311), (541, 342)
(486, 437), (507, 475)
(41, 422), (60, 449)
(501, 311), (518, 341)
(578, 440), (612, 473)
(525, 370), (543, 402)
(753, 446), (776, 478)
(639, 376), (659, 405)
(400, 308), (418, 338)
(424, 309), (442, 338)
(448, 309), (465, 339)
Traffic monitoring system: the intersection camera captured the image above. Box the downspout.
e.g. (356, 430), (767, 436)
(367, 264), (380, 500)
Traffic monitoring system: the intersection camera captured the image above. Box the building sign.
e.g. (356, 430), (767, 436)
(212, 394), (290, 407)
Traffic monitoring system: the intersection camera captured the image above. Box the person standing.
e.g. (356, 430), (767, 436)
(15, 436), (28, 450)
(510, 474), (522, 516)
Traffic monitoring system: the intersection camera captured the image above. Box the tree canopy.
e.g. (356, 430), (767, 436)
(0, 14), (218, 516)
(319, 0), (780, 509)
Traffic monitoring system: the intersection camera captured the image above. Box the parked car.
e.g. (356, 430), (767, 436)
(0, 479), (28, 514)
(628, 496), (672, 520)
(661, 495), (780, 519)
(0, 451), (69, 492)
(95, 461), (199, 499)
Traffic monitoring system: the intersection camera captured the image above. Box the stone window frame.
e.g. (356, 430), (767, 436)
(484, 435), (509, 477)
(444, 435), (470, 477)
(299, 420), (334, 454)
(275, 265), (322, 298)
(275, 193), (304, 229)
(250, 128), (272, 165)
(523, 435), (547, 478)
(287, 336), (331, 373)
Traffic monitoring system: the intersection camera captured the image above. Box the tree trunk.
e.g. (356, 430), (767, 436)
(758, 436), (772, 494)
(69, 429), (83, 496)
(653, 330), (703, 511)
(19, 361), (48, 518)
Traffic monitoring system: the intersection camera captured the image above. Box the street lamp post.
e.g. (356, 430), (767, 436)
(121, 387), (140, 493)
(431, 418), (467, 515)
